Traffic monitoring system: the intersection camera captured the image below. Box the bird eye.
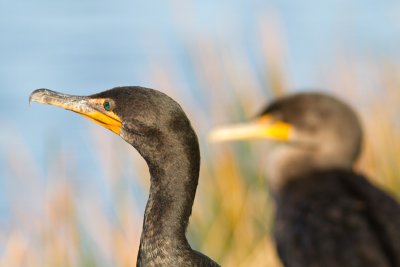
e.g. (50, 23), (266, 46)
(103, 100), (113, 111)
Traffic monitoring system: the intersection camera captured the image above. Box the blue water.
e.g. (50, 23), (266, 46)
(1, 0), (400, 223)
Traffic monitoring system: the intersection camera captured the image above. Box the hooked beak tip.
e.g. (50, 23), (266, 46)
(29, 88), (52, 105)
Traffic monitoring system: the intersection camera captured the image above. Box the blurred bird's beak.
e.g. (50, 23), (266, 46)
(209, 115), (293, 143)
(29, 88), (122, 135)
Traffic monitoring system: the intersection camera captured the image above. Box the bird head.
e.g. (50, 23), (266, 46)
(29, 86), (198, 167)
(210, 93), (363, 190)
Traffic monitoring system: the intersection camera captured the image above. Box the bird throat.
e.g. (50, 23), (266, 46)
(266, 143), (354, 194)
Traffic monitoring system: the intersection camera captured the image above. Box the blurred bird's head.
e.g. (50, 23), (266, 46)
(210, 92), (363, 191)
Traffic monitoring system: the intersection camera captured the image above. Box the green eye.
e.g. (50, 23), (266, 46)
(103, 101), (111, 111)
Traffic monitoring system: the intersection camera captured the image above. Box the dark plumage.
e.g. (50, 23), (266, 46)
(275, 170), (400, 267)
(30, 86), (220, 267)
(211, 92), (400, 267)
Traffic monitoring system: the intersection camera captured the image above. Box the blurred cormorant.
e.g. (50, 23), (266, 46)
(30, 86), (220, 267)
(210, 92), (400, 267)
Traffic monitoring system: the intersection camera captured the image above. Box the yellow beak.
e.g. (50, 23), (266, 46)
(209, 115), (293, 142)
(29, 89), (122, 135)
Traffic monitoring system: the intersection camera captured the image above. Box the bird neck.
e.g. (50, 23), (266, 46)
(266, 144), (354, 194)
(137, 135), (200, 261)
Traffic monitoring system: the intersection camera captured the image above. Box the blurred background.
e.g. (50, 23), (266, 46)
(1, 0), (400, 266)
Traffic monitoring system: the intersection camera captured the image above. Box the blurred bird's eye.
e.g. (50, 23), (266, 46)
(103, 100), (112, 111)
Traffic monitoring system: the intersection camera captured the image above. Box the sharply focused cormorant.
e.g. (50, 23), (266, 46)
(210, 92), (400, 267)
(30, 86), (220, 267)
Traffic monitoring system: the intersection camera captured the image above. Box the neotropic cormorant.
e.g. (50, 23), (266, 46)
(210, 92), (400, 267)
(30, 86), (220, 267)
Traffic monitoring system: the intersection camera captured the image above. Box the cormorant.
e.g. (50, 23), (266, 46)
(30, 86), (220, 267)
(210, 92), (400, 267)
